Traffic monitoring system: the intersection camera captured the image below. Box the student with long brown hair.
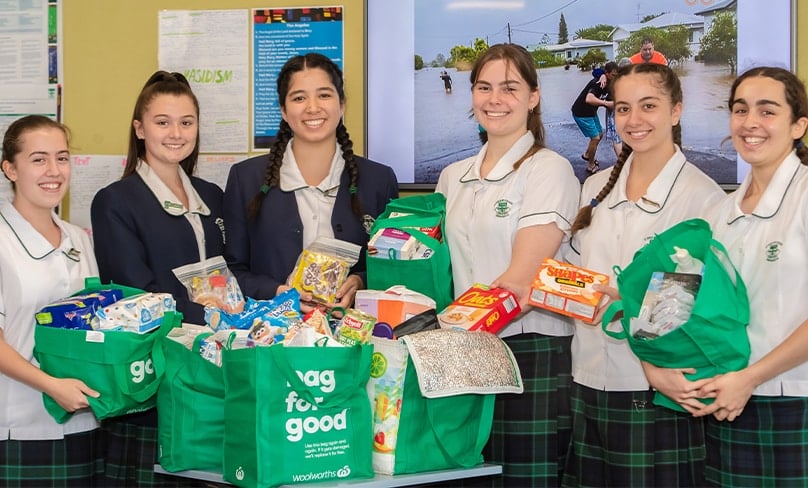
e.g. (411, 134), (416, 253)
(436, 43), (580, 487)
(563, 63), (724, 487)
(223, 53), (397, 308)
(0, 115), (103, 485)
(695, 66), (808, 486)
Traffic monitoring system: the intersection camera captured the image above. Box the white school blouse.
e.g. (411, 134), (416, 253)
(0, 201), (99, 439)
(707, 151), (808, 397)
(569, 148), (724, 391)
(436, 132), (580, 338)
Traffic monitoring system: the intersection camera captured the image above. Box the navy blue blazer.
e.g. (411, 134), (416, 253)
(91, 174), (225, 324)
(223, 154), (398, 300)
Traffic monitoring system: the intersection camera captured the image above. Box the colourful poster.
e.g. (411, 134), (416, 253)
(252, 7), (344, 149)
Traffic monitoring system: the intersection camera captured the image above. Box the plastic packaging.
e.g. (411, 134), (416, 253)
(670, 246), (704, 275)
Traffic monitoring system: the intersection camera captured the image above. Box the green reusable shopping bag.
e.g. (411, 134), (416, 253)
(157, 331), (225, 473)
(222, 344), (373, 487)
(367, 193), (453, 311)
(601, 219), (751, 412)
(390, 357), (495, 474)
(33, 277), (175, 423)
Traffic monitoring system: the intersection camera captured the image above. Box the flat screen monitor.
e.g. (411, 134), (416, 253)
(366, 0), (795, 189)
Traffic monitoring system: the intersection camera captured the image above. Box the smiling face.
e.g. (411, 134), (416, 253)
(280, 67), (344, 146)
(471, 58), (539, 144)
(613, 72), (681, 157)
(2, 126), (70, 214)
(132, 93), (198, 168)
(730, 75), (808, 171)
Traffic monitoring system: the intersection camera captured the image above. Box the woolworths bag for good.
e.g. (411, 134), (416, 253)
(222, 343), (373, 487)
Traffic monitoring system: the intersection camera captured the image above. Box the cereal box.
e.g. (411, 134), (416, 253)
(437, 284), (520, 334)
(528, 259), (609, 323)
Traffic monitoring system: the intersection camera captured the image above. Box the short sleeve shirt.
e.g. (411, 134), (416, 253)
(707, 152), (808, 397)
(0, 201), (99, 439)
(436, 131), (580, 337)
(569, 148), (724, 391)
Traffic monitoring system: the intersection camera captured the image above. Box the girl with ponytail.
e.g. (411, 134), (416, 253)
(563, 63), (724, 487)
(694, 67), (808, 487)
(223, 53), (398, 308)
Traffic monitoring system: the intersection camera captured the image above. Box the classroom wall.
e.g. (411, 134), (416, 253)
(63, 2), (806, 161)
(62, 0), (366, 156)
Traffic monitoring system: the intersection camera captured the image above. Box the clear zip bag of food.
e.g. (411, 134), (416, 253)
(173, 255), (246, 314)
(288, 237), (361, 304)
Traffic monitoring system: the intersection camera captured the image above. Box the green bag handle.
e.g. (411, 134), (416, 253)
(425, 393), (495, 467)
(270, 345), (371, 409)
(601, 301), (627, 340)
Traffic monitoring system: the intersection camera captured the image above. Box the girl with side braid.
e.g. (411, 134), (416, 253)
(223, 53), (398, 308)
(562, 63), (724, 487)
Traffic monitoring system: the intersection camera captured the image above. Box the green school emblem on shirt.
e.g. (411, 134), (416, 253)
(494, 199), (512, 218)
(164, 200), (183, 210)
(765, 241), (782, 262)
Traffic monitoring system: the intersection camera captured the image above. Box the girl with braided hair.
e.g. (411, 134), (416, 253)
(436, 43), (580, 486)
(223, 53), (397, 309)
(562, 63), (723, 487)
(693, 67), (808, 486)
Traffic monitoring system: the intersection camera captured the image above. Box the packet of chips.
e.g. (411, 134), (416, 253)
(288, 237), (361, 303)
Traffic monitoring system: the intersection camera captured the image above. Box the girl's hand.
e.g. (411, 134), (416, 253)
(694, 370), (755, 421)
(592, 284), (620, 325)
(641, 362), (711, 414)
(45, 377), (99, 413)
(329, 274), (363, 310)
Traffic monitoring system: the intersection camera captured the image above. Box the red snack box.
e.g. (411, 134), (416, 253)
(437, 283), (521, 334)
(528, 258), (609, 323)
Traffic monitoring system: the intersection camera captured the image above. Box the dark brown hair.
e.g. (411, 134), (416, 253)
(123, 71), (200, 178)
(247, 53), (361, 220)
(729, 66), (808, 166)
(2, 115), (70, 190)
(470, 43), (545, 170)
(571, 63), (683, 234)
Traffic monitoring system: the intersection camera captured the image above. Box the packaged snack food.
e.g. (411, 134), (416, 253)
(35, 289), (123, 330)
(368, 228), (422, 260)
(354, 286), (436, 328)
(173, 256), (246, 314)
(528, 259), (609, 323)
(437, 283), (520, 334)
(288, 237), (361, 303)
(334, 308), (377, 346)
(96, 292), (176, 333)
(205, 289), (301, 332)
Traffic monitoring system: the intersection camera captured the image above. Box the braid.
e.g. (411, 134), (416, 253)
(247, 121), (293, 220)
(570, 144), (633, 235)
(336, 122), (363, 217)
(796, 141), (808, 166)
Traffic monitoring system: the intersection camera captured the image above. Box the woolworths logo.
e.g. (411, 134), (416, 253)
(292, 465), (351, 482)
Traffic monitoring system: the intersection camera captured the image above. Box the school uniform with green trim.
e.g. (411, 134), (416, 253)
(705, 151), (808, 486)
(0, 201), (103, 485)
(90, 161), (224, 487)
(436, 131), (580, 487)
(564, 147), (724, 487)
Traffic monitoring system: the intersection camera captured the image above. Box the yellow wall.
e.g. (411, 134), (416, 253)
(62, 0), (366, 156)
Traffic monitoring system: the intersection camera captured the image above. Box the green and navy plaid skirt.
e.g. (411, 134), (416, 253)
(705, 396), (808, 487)
(477, 333), (573, 488)
(562, 383), (706, 487)
(101, 409), (188, 487)
(0, 428), (104, 487)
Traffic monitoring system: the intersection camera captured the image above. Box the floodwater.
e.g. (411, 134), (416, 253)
(414, 62), (738, 185)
